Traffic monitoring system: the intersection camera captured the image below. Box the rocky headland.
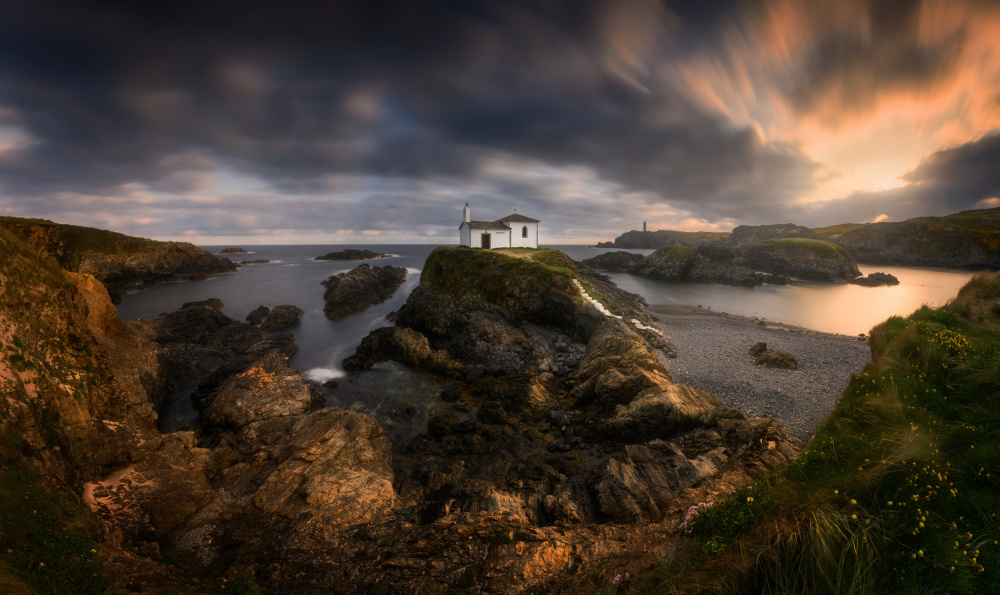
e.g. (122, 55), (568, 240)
(316, 248), (390, 260)
(0, 216), (236, 290)
(321, 263), (408, 319)
(583, 238), (861, 286)
(595, 229), (729, 249)
(0, 234), (816, 593)
(596, 207), (1000, 270)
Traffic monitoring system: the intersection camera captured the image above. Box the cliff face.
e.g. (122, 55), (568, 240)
(0, 227), (394, 591)
(814, 208), (1000, 268)
(0, 216), (236, 288)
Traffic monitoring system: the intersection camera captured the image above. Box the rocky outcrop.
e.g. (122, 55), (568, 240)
(315, 248), (389, 260)
(749, 342), (798, 370)
(728, 223), (818, 245)
(236, 259), (269, 265)
(0, 216), (236, 290)
(246, 305), (269, 325)
(2, 230), (807, 594)
(623, 240), (859, 286)
(630, 245), (705, 279)
(321, 264), (407, 319)
(595, 229), (729, 249)
(259, 304), (304, 331)
(816, 208), (1000, 269)
(327, 246), (802, 591)
(849, 272), (900, 287)
(581, 251), (648, 272)
(220, 247), (249, 254)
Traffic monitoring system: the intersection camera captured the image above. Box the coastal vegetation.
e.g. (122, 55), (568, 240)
(629, 271), (1000, 593)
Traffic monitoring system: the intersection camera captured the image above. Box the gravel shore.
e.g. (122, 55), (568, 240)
(647, 304), (872, 440)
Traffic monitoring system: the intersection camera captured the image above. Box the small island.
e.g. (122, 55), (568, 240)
(315, 248), (389, 261)
(220, 247), (249, 254)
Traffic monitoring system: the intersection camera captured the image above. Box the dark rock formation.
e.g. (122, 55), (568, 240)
(220, 247), (249, 254)
(749, 342), (798, 370)
(849, 272), (901, 287)
(259, 304), (304, 331)
(580, 251), (648, 272)
(246, 305), (270, 325)
(236, 259), (269, 265)
(0, 216), (236, 290)
(321, 264), (407, 320)
(315, 248), (389, 260)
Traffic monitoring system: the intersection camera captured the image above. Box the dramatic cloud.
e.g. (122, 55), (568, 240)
(0, 0), (999, 242)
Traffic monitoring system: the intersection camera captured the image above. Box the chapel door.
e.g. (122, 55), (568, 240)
(481, 233), (491, 249)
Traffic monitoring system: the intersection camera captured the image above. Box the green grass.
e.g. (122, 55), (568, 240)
(421, 246), (577, 301)
(0, 437), (113, 594)
(759, 238), (854, 260)
(633, 271), (1000, 594)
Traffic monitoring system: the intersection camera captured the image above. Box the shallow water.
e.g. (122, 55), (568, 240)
(116, 243), (977, 429)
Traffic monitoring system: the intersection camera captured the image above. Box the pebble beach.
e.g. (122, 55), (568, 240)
(648, 304), (873, 440)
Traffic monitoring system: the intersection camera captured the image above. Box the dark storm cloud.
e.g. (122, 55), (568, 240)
(0, 0), (816, 231)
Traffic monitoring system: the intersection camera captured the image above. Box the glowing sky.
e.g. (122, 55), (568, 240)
(1, 0), (999, 244)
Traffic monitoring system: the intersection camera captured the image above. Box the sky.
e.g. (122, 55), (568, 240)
(1, 0), (1000, 245)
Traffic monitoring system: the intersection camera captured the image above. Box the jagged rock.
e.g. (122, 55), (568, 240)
(246, 305), (270, 325)
(342, 326), (459, 374)
(203, 351), (323, 427)
(849, 272), (901, 287)
(220, 247), (249, 254)
(315, 248), (390, 260)
(259, 304), (304, 331)
(322, 264), (407, 320)
(749, 342), (768, 357)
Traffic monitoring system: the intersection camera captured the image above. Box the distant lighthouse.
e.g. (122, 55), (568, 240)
(643, 220), (647, 232)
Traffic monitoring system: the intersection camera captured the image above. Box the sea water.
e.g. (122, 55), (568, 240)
(116, 244), (977, 429)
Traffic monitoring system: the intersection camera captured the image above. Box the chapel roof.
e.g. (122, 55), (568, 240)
(498, 213), (540, 223)
(463, 220), (510, 230)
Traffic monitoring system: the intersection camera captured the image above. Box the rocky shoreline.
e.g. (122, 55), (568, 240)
(646, 304), (871, 439)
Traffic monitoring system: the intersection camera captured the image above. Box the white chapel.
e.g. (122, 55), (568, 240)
(458, 204), (539, 249)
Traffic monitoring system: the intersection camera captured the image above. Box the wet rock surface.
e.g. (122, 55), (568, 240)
(849, 271), (901, 286)
(259, 304), (304, 331)
(315, 248), (389, 260)
(321, 263), (407, 319)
